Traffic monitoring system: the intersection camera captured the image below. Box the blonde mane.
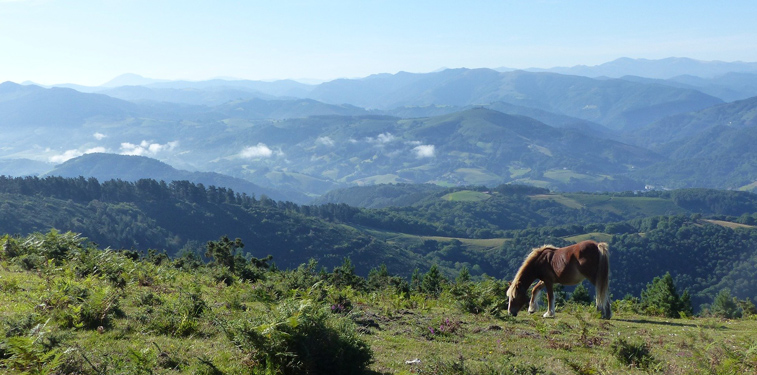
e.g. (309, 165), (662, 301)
(506, 244), (557, 298)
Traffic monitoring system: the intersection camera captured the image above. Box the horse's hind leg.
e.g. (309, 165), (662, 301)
(529, 281), (545, 314)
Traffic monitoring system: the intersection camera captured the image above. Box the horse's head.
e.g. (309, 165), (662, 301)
(506, 281), (529, 317)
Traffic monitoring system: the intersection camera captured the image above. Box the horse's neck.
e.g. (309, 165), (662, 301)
(517, 264), (539, 290)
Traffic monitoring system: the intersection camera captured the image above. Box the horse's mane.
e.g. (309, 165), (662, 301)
(506, 244), (557, 298)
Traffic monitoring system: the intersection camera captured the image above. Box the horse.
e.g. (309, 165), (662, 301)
(506, 240), (611, 319)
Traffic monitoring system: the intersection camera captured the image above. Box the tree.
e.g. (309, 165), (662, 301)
(422, 264), (445, 297)
(640, 272), (691, 318)
(709, 289), (741, 319)
(205, 236), (244, 272)
(570, 282), (592, 305)
(331, 257), (365, 290)
(455, 266), (471, 285)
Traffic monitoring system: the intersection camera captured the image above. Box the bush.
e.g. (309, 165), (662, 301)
(221, 298), (373, 375)
(640, 272), (692, 318)
(451, 277), (508, 316)
(611, 337), (656, 370)
(709, 289), (742, 319)
(569, 282), (592, 306)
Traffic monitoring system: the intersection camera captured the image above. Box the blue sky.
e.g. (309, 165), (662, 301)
(1, 0), (756, 86)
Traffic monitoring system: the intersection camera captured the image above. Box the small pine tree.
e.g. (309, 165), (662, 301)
(640, 272), (689, 318)
(421, 264), (445, 297)
(710, 289), (741, 319)
(410, 268), (422, 292)
(570, 282), (592, 305)
(456, 266), (471, 285)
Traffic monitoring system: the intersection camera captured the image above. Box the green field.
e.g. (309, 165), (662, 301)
(563, 232), (615, 243)
(441, 190), (492, 202)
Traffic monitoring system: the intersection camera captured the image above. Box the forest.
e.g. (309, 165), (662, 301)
(1, 175), (757, 312)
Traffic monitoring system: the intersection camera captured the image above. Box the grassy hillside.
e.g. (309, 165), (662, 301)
(1, 234), (756, 374)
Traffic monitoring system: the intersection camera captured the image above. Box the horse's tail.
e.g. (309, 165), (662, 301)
(595, 242), (612, 319)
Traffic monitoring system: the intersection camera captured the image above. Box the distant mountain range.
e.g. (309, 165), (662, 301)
(516, 57), (757, 79)
(2, 57), (757, 198)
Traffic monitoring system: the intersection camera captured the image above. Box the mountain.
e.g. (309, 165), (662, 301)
(312, 183), (445, 208)
(97, 85), (276, 106)
(525, 57), (757, 79)
(100, 73), (166, 87)
(144, 78), (315, 98)
(629, 96), (757, 190)
(43, 153), (310, 203)
(306, 69), (723, 131)
(632, 95), (757, 149)
(0, 158), (52, 177)
(619, 73), (757, 102)
(196, 108), (661, 193)
(0, 82), (138, 129)
(213, 98), (369, 119)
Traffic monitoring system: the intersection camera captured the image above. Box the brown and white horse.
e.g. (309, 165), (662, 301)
(506, 240), (611, 319)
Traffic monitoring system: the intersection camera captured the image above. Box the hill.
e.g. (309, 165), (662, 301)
(630, 96), (757, 190)
(2, 231), (757, 374)
(306, 68), (723, 131)
(0, 80), (750, 196)
(196, 108), (660, 194)
(312, 183), (445, 208)
(0, 175), (424, 275)
(0, 82), (138, 129)
(43, 153), (310, 203)
(1, 175), (757, 308)
(527, 57), (757, 79)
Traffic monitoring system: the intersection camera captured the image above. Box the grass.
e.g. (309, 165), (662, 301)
(441, 190), (491, 202)
(361, 297), (757, 374)
(2, 234), (757, 374)
(564, 232), (615, 243)
(365, 229), (508, 254)
(543, 169), (594, 183)
(529, 194), (585, 209)
(704, 219), (756, 229)
(452, 168), (503, 186)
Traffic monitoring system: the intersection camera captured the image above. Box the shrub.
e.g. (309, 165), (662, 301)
(569, 282), (592, 306)
(640, 272), (692, 318)
(611, 337), (656, 370)
(221, 298), (372, 375)
(451, 277), (508, 316)
(709, 289), (742, 319)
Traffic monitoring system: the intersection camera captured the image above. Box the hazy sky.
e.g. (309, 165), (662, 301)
(2, 0), (756, 86)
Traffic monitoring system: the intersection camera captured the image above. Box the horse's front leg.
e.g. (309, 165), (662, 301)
(543, 283), (555, 318)
(529, 281), (545, 314)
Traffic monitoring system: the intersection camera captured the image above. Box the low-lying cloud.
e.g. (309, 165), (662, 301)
(316, 136), (335, 147)
(240, 143), (276, 158)
(366, 132), (396, 144)
(413, 144), (436, 158)
(120, 140), (179, 156)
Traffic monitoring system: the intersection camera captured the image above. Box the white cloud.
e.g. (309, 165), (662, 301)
(316, 136), (335, 147)
(240, 143), (274, 158)
(49, 146), (107, 163)
(93, 132), (107, 140)
(366, 132), (396, 144)
(120, 140), (178, 156)
(413, 144), (436, 158)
